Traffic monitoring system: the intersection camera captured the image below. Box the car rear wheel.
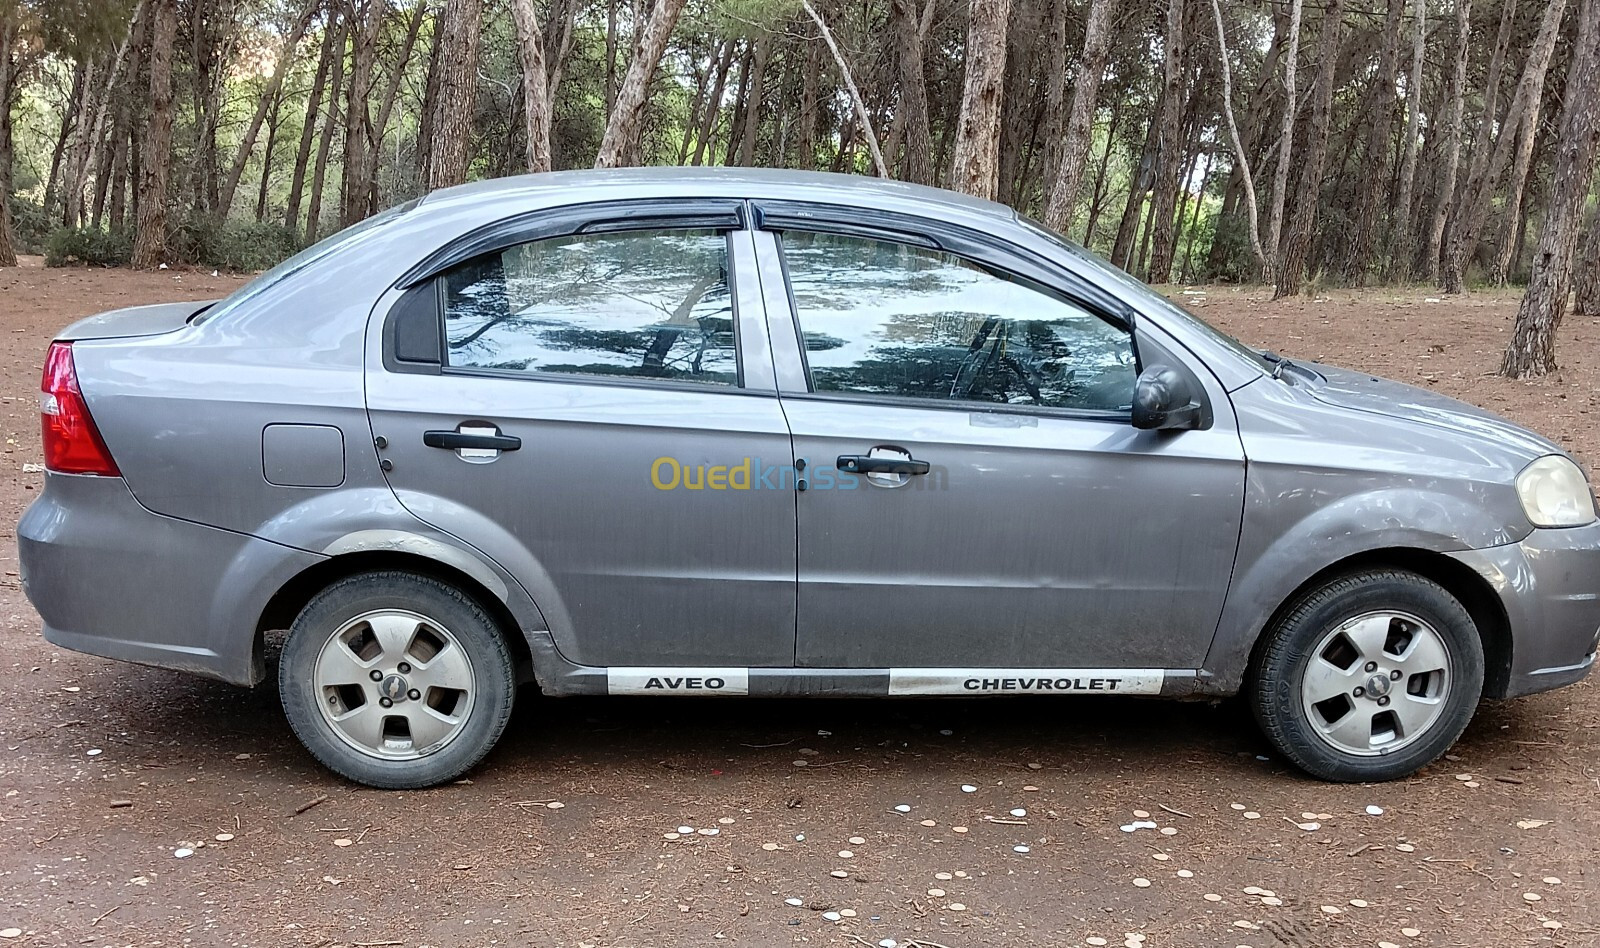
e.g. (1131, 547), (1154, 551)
(279, 571), (516, 789)
(1250, 570), (1484, 782)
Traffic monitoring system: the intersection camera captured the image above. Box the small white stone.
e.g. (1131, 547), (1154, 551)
(1159, 827), (1179, 836)
(840, 909), (857, 918)
(785, 897), (804, 906)
(1010, 808), (1027, 817)
(879, 940), (898, 948)
(1013, 845), (1030, 854)
(86, 749), (102, 757)
(1151, 853), (1170, 861)
(1261, 897), (1283, 906)
(1349, 899), (1368, 907)
(961, 785), (977, 793)
(849, 836), (866, 845)
(894, 804), (912, 813)
(0, 931), (21, 939)
(947, 903), (966, 912)
(677, 826), (694, 834)
(1243, 811), (1261, 820)
(1543, 876), (1562, 885)
(1203, 893), (1222, 902)
(1320, 905), (1342, 914)
(1176, 869), (1194, 878)
(919, 819), (937, 827)
(1229, 803), (1246, 810)
(1455, 773), (1473, 781)
(718, 817), (736, 825)
(1396, 843), (1416, 853)
(214, 833), (234, 842)
(173, 848), (193, 859)
(1523, 892), (1542, 902)
(1133, 809), (1150, 818)
(795, 834), (805, 841)
(935, 872), (953, 880)
(822, 911), (841, 921)
(1132, 877), (1151, 888)
(1086, 938), (1108, 947)
(761, 842), (778, 851)
(698, 828), (719, 836)
(1297, 822), (1320, 831)
(1542, 920), (1562, 930)
(333, 838), (353, 847)
(928, 888), (946, 897)
(952, 826), (968, 834)
(830, 869), (850, 878)
(1401, 927), (1421, 938)
(663, 832), (680, 840)
(1366, 805), (1384, 816)
(838, 850), (854, 858)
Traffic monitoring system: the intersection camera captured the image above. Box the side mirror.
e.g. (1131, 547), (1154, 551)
(1131, 364), (1206, 431)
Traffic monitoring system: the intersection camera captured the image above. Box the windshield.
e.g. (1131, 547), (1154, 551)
(1017, 217), (1274, 374)
(193, 201), (414, 325)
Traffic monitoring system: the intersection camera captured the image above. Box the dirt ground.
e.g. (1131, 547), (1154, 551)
(1, 259), (1599, 948)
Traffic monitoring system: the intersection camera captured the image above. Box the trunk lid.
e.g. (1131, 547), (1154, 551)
(55, 300), (216, 341)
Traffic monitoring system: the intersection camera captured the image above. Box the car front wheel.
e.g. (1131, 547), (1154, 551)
(279, 571), (516, 789)
(1250, 569), (1484, 782)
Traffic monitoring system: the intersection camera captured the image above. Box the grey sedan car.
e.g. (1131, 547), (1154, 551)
(19, 169), (1600, 788)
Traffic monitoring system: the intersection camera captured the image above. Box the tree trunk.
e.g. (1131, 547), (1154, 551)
(1444, 0), (1565, 294)
(367, 0), (427, 209)
(691, 40), (734, 165)
(61, 58), (100, 228)
(286, 6), (337, 235)
(1043, 0), (1115, 231)
(342, 0), (387, 223)
(43, 61), (86, 219)
(306, 12), (347, 243)
(1501, 0), (1600, 378)
(428, 0), (482, 188)
(1264, 0), (1303, 286)
(1424, 0), (1471, 283)
(132, 0), (176, 269)
(798, 36), (819, 169)
(891, 0), (934, 185)
(1274, 0), (1343, 299)
(1342, 0), (1405, 285)
(0, 12), (19, 265)
(798, 0), (888, 176)
(1112, 110), (1160, 270)
(220, 0), (317, 216)
(736, 33), (771, 167)
(949, 0), (1012, 200)
(509, 0), (554, 172)
(1206, 0), (1266, 277)
(1386, 0), (1427, 281)
(594, 0), (690, 168)
(1491, 102), (1545, 286)
(1081, 102), (1122, 245)
(1145, 0), (1188, 284)
(255, 88), (283, 222)
(1575, 208), (1600, 316)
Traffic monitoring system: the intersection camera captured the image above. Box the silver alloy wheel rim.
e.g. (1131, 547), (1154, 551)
(313, 609), (477, 761)
(1300, 610), (1452, 757)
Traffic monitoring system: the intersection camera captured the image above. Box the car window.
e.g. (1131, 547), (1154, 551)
(779, 231), (1137, 411)
(441, 229), (736, 386)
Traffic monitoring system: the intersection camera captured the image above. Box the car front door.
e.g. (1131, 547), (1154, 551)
(365, 204), (797, 673)
(753, 211), (1246, 694)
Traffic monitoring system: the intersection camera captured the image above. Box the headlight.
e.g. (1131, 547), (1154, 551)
(1516, 455), (1596, 527)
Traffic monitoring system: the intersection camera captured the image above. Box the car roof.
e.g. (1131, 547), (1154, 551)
(416, 167), (1017, 225)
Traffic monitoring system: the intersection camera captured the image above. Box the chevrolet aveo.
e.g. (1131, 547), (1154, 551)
(18, 169), (1600, 789)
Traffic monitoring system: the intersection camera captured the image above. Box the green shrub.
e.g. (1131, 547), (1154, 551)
(170, 214), (299, 272)
(10, 198), (52, 255)
(44, 226), (132, 267)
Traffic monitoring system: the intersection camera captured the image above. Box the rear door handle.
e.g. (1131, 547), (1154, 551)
(837, 454), (930, 475)
(424, 430), (522, 451)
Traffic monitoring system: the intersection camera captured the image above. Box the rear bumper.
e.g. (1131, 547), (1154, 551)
(18, 473), (323, 686)
(1451, 522), (1600, 698)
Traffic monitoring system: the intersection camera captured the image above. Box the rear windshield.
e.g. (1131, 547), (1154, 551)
(193, 201), (414, 325)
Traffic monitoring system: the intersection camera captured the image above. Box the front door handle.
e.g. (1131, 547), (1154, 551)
(837, 454), (930, 475)
(423, 430), (522, 452)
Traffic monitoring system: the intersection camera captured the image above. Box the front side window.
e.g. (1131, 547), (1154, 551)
(442, 229), (736, 386)
(779, 231), (1136, 412)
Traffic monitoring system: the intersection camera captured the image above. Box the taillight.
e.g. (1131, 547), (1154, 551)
(41, 341), (119, 476)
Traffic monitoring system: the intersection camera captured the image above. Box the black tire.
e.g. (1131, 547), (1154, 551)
(279, 571), (516, 789)
(1250, 570), (1484, 782)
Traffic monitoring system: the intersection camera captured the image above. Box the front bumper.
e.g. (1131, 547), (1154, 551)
(18, 473), (323, 685)
(1450, 521), (1600, 698)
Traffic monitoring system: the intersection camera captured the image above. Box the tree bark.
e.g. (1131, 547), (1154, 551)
(43, 61), (86, 219)
(950, 0), (1012, 200)
(132, 0), (177, 269)
(218, 0), (317, 215)
(1491, 99), (1546, 286)
(1342, 0), (1405, 285)
(306, 12), (347, 242)
(0, 11), (20, 265)
(509, 0), (553, 173)
(1575, 209), (1600, 316)
(1424, 0), (1471, 283)
(1043, 0), (1115, 231)
(1111, 109), (1160, 270)
(428, 0), (482, 188)
(1263, 0), (1303, 287)
(691, 40), (734, 166)
(1386, 0), (1427, 281)
(286, 6), (337, 235)
(342, 0), (387, 223)
(1443, 0), (1565, 294)
(1274, 0), (1343, 299)
(1501, 0), (1600, 378)
(891, 0), (935, 185)
(1206, 0), (1266, 277)
(736, 33), (771, 167)
(1145, 0), (1188, 284)
(594, 0), (690, 168)
(797, 0), (888, 177)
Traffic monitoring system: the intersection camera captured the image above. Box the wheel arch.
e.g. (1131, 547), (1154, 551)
(1247, 548), (1512, 699)
(255, 551), (537, 684)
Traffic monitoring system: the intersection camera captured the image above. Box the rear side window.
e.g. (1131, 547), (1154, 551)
(441, 229), (736, 386)
(779, 231), (1136, 412)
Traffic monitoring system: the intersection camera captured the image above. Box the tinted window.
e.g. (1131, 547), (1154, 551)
(780, 232), (1136, 411)
(443, 229), (736, 385)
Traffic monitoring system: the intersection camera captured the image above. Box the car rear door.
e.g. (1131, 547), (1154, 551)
(364, 201), (798, 672)
(751, 204), (1246, 693)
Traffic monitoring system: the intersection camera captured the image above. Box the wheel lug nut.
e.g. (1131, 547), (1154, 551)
(379, 696), (393, 708)
(1390, 670), (1402, 681)
(408, 689), (421, 700)
(1353, 686), (1365, 697)
(397, 662), (412, 674)
(1377, 696), (1390, 707)
(369, 670), (383, 682)
(1364, 662), (1378, 673)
